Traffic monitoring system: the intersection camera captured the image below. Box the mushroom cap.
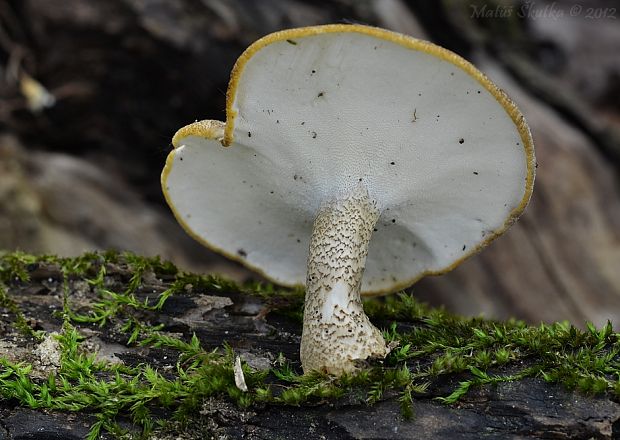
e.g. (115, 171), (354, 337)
(162, 24), (535, 296)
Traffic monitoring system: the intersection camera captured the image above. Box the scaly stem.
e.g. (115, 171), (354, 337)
(300, 185), (388, 375)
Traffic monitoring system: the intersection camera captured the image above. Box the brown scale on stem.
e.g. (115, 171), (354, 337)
(301, 185), (388, 375)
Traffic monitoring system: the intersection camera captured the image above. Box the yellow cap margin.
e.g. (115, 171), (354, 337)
(163, 23), (536, 297)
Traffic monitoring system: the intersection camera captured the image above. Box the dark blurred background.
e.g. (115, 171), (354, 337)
(1, 0), (619, 325)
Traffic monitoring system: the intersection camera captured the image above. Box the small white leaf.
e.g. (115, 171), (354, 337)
(234, 355), (248, 392)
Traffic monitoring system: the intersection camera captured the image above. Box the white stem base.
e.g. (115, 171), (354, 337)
(300, 186), (388, 375)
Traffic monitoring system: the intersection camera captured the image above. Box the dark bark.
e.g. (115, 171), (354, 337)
(1, 259), (619, 439)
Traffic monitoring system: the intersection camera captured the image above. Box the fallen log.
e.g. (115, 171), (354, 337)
(0, 252), (618, 439)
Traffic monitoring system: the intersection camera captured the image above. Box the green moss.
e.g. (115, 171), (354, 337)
(0, 251), (619, 438)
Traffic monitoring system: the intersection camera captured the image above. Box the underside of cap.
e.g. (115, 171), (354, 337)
(162, 24), (535, 296)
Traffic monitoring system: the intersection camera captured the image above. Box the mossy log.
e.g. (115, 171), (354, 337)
(0, 252), (619, 439)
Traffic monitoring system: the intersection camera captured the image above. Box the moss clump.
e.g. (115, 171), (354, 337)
(0, 251), (619, 438)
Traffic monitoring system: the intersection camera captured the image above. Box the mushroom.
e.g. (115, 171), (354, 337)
(161, 25), (535, 375)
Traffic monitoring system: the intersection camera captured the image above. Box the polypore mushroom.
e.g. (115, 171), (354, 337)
(162, 25), (535, 375)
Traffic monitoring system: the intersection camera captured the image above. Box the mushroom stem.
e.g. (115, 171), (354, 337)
(301, 185), (388, 375)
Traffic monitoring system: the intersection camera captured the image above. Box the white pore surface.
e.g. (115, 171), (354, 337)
(166, 31), (529, 293)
